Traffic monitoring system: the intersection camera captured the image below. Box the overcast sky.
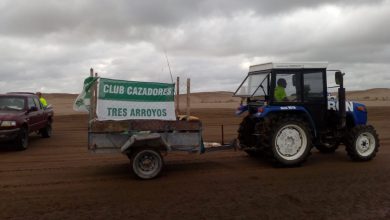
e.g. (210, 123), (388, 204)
(0, 0), (389, 94)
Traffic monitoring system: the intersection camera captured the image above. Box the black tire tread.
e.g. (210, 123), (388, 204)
(15, 127), (28, 151)
(237, 115), (257, 150)
(40, 122), (52, 138)
(263, 114), (312, 166)
(344, 125), (379, 161)
(130, 148), (164, 180)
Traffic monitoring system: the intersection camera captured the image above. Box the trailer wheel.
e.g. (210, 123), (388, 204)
(131, 148), (163, 179)
(345, 125), (379, 161)
(270, 117), (312, 166)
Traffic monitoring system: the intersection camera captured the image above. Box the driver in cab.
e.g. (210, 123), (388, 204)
(274, 78), (288, 102)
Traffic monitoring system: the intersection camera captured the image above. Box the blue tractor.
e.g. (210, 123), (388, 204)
(234, 62), (379, 166)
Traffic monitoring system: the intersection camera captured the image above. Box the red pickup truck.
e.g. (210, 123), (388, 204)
(0, 93), (53, 150)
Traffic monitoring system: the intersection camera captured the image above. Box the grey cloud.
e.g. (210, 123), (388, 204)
(0, 0), (384, 39)
(0, 0), (389, 94)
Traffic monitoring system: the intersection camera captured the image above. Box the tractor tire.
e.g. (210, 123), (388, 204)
(267, 116), (312, 166)
(345, 125), (379, 161)
(315, 141), (340, 154)
(15, 127), (28, 151)
(131, 148), (164, 180)
(40, 122), (52, 138)
(237, 115), (257, 151)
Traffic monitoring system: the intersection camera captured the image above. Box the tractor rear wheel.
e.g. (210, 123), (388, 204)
(345, 125), (379, 161)
(238, 115), (257, 155)
(268, 116), (312, 166)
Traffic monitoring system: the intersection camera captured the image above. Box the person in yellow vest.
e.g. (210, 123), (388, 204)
(274, 78), (288, 102)
(36, 92), (48, 108)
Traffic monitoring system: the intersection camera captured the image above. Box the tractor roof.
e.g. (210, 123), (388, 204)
(249, 62), (328, 72)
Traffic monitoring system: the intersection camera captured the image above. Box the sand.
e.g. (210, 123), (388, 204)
(1, 91), (390, 219)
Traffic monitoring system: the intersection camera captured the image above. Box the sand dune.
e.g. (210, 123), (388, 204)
(42, 88), (390, 115)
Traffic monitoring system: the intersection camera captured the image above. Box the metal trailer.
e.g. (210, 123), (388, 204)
(85, 73), (214, 180)
(85, 71), (233, 179)
(89, 118), (204, 179)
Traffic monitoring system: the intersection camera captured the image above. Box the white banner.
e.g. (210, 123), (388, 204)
(96, 78), (176, 121)
(97, 100), (176, 120)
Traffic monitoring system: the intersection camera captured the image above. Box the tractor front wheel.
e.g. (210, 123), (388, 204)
(345, 125), (379, 161)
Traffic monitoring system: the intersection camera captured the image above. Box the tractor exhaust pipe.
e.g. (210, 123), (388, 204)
(335, 72), (346, 129)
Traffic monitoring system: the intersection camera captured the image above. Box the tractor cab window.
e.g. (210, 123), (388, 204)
(234, 72), (269, 99)
(274, 73), (299, 102)
(303, 71), (325, 101)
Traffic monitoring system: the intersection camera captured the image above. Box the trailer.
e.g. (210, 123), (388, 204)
(89, 118), (203, 179)
(74, 71), (214, 179)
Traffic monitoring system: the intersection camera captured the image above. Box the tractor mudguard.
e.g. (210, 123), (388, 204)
(256, 105), (318, 137)
(235, 104), (249, 115)
(328, 100), (367, 126)
(350, 102), (367, 125)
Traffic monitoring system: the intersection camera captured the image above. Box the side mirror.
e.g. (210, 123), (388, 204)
(335, 71), (344, 85)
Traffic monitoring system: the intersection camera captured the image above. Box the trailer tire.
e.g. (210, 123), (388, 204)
(345, 125), (379, 161)
(131, 148), (163, 180)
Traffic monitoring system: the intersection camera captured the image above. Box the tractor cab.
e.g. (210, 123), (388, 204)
(234, 62), (379, 166)
(235, 62), (328, 127)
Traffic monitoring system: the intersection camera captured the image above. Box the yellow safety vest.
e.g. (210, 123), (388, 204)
(40, 97), (48, 107)
(274, 86), (287, 102)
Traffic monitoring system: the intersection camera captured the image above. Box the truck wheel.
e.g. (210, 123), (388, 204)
(131, 148), (163, 179)
(315, 141), (340, 154)
(270, 117), (312, 166)
(15, 127), (28, 150)
(345, 125), (379, 161)
(40, 122), (52, 138)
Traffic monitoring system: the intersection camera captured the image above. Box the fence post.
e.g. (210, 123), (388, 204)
(221, 124), (224, 145)
(176, 76), (180, 115)
(186, 78), (190, 120)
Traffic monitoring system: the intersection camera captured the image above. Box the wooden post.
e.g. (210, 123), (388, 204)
(88, 68), (94, 150)
(221, 124), (224, 145)
(186, 78), (190, 120)
(89, 68), (94, 122)
(176, 76), (180, 115)
(92, 72), (98, 119)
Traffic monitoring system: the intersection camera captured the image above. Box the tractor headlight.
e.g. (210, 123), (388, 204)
(1, 121), (17, 127)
